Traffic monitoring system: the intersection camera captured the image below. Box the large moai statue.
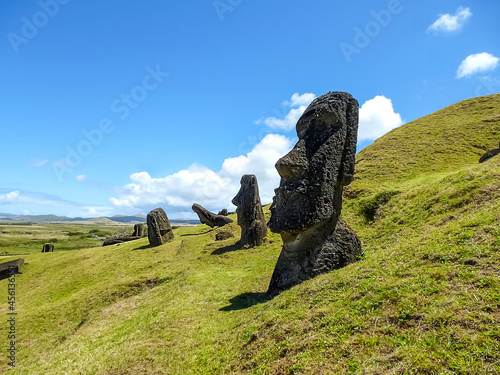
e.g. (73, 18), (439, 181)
(232, 174), (268, 248)
(42, 243), (54, 253)
(267, 91), (363, 297)
(146, 208), (174, 247)
(191, 203), (233, 228)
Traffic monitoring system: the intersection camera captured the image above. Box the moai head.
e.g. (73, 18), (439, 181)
(268, 91), (359, 234)
(232, 174), (259, 225)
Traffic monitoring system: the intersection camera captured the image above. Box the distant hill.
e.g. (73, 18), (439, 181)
(0, 213), (198, 226)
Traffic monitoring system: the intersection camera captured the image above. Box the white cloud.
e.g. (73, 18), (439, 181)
(110, 134), (293, 215)
(0, 191), (20, 204)
(76, 175), (86, 182)
(68, 206), (115, 218)
(27, 158), (48, 167)
(358, 95), (404, 142)
(427, 6), (472, 33)
(457, 52), (500, 78)
(256, 93), (316, 131)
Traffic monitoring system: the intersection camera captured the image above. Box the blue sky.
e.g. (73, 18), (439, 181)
(0, 0), (499, 218)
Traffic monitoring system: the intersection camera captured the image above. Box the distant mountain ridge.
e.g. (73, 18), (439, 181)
(0, 213), (199, 226)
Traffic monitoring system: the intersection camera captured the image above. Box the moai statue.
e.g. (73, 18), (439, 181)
(42, 243), (54, 253)
(479, 140), (500, 163)
(232, 174), (268, 248)
(267, 91), (363, 297)
(191, 203), (233, 228)
(132, 223), (146, 237)
(147, 208), (174, 247)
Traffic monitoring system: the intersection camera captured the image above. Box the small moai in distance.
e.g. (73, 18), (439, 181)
(232, 174), (268, 248)
(267, 91), (363, 297)
(146, 208), (174, 247)
(218, 209), (229, 216)
(42, 243), (54, 253)
(191, 203), (233, 228)
(132, 223), (146, 237)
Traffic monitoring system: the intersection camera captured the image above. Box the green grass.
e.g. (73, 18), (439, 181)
(0, 94), (499, 374)
(0, 223), (133, 255)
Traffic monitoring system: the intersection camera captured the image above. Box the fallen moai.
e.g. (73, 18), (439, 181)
(232, 174), (267, 248)
(0, 258), (24, 280)
(192, 203), (233, 228)
(102, 236), (141, 246)
(267, 91), (363, 297)
(479, 141), (500, 163)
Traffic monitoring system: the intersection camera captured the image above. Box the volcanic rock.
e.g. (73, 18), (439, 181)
(192, 203), (233, 228)
(232, 174), (267, 248)
(267, 91), (362, 297)
(147, 208), (174, 247)
(42, 243), (54, 253)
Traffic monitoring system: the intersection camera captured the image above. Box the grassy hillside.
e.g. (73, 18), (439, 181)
(352, 93), (500, 192)
(1, 95), (499, 374)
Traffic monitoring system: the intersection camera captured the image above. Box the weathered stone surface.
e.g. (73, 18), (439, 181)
(147, 208), (174, 247)
(132, 223), (146, 237)
(215, 231), (234, 241)
(192, 203), (233, 228)
(479, 142), (500, 163)
(232, 174), (268, 248)
(42, 243), (54, 253)
(267, 91), (362, 297)
(0, 258), (24, 280)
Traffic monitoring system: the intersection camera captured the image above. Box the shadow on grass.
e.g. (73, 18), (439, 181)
(132, 244), (152, 251)
(180, 229), (214, 237)
(211, 242), (243, 255)
(220, 292), (269, 311)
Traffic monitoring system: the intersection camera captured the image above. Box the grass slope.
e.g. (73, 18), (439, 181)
(353, 94), (500, 192)
(1, 94), (499, 374)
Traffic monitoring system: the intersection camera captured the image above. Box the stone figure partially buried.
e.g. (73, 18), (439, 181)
(267, 91), (362, 297)
(232, 174), (268, 248)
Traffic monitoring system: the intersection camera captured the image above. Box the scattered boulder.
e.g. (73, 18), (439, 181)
(218, 209), (229, 216)
(0, 258), (24, 280)
(267, 91), (362, 297)
(215, 231), (234, 241)
(147, 208), (174, 247)
(232, 174), (267, 248)
(132, 223), (147, 237)
(192, 203), (233, 228)
(479, 141), (500, 163)
(42, 243), (54, 253)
